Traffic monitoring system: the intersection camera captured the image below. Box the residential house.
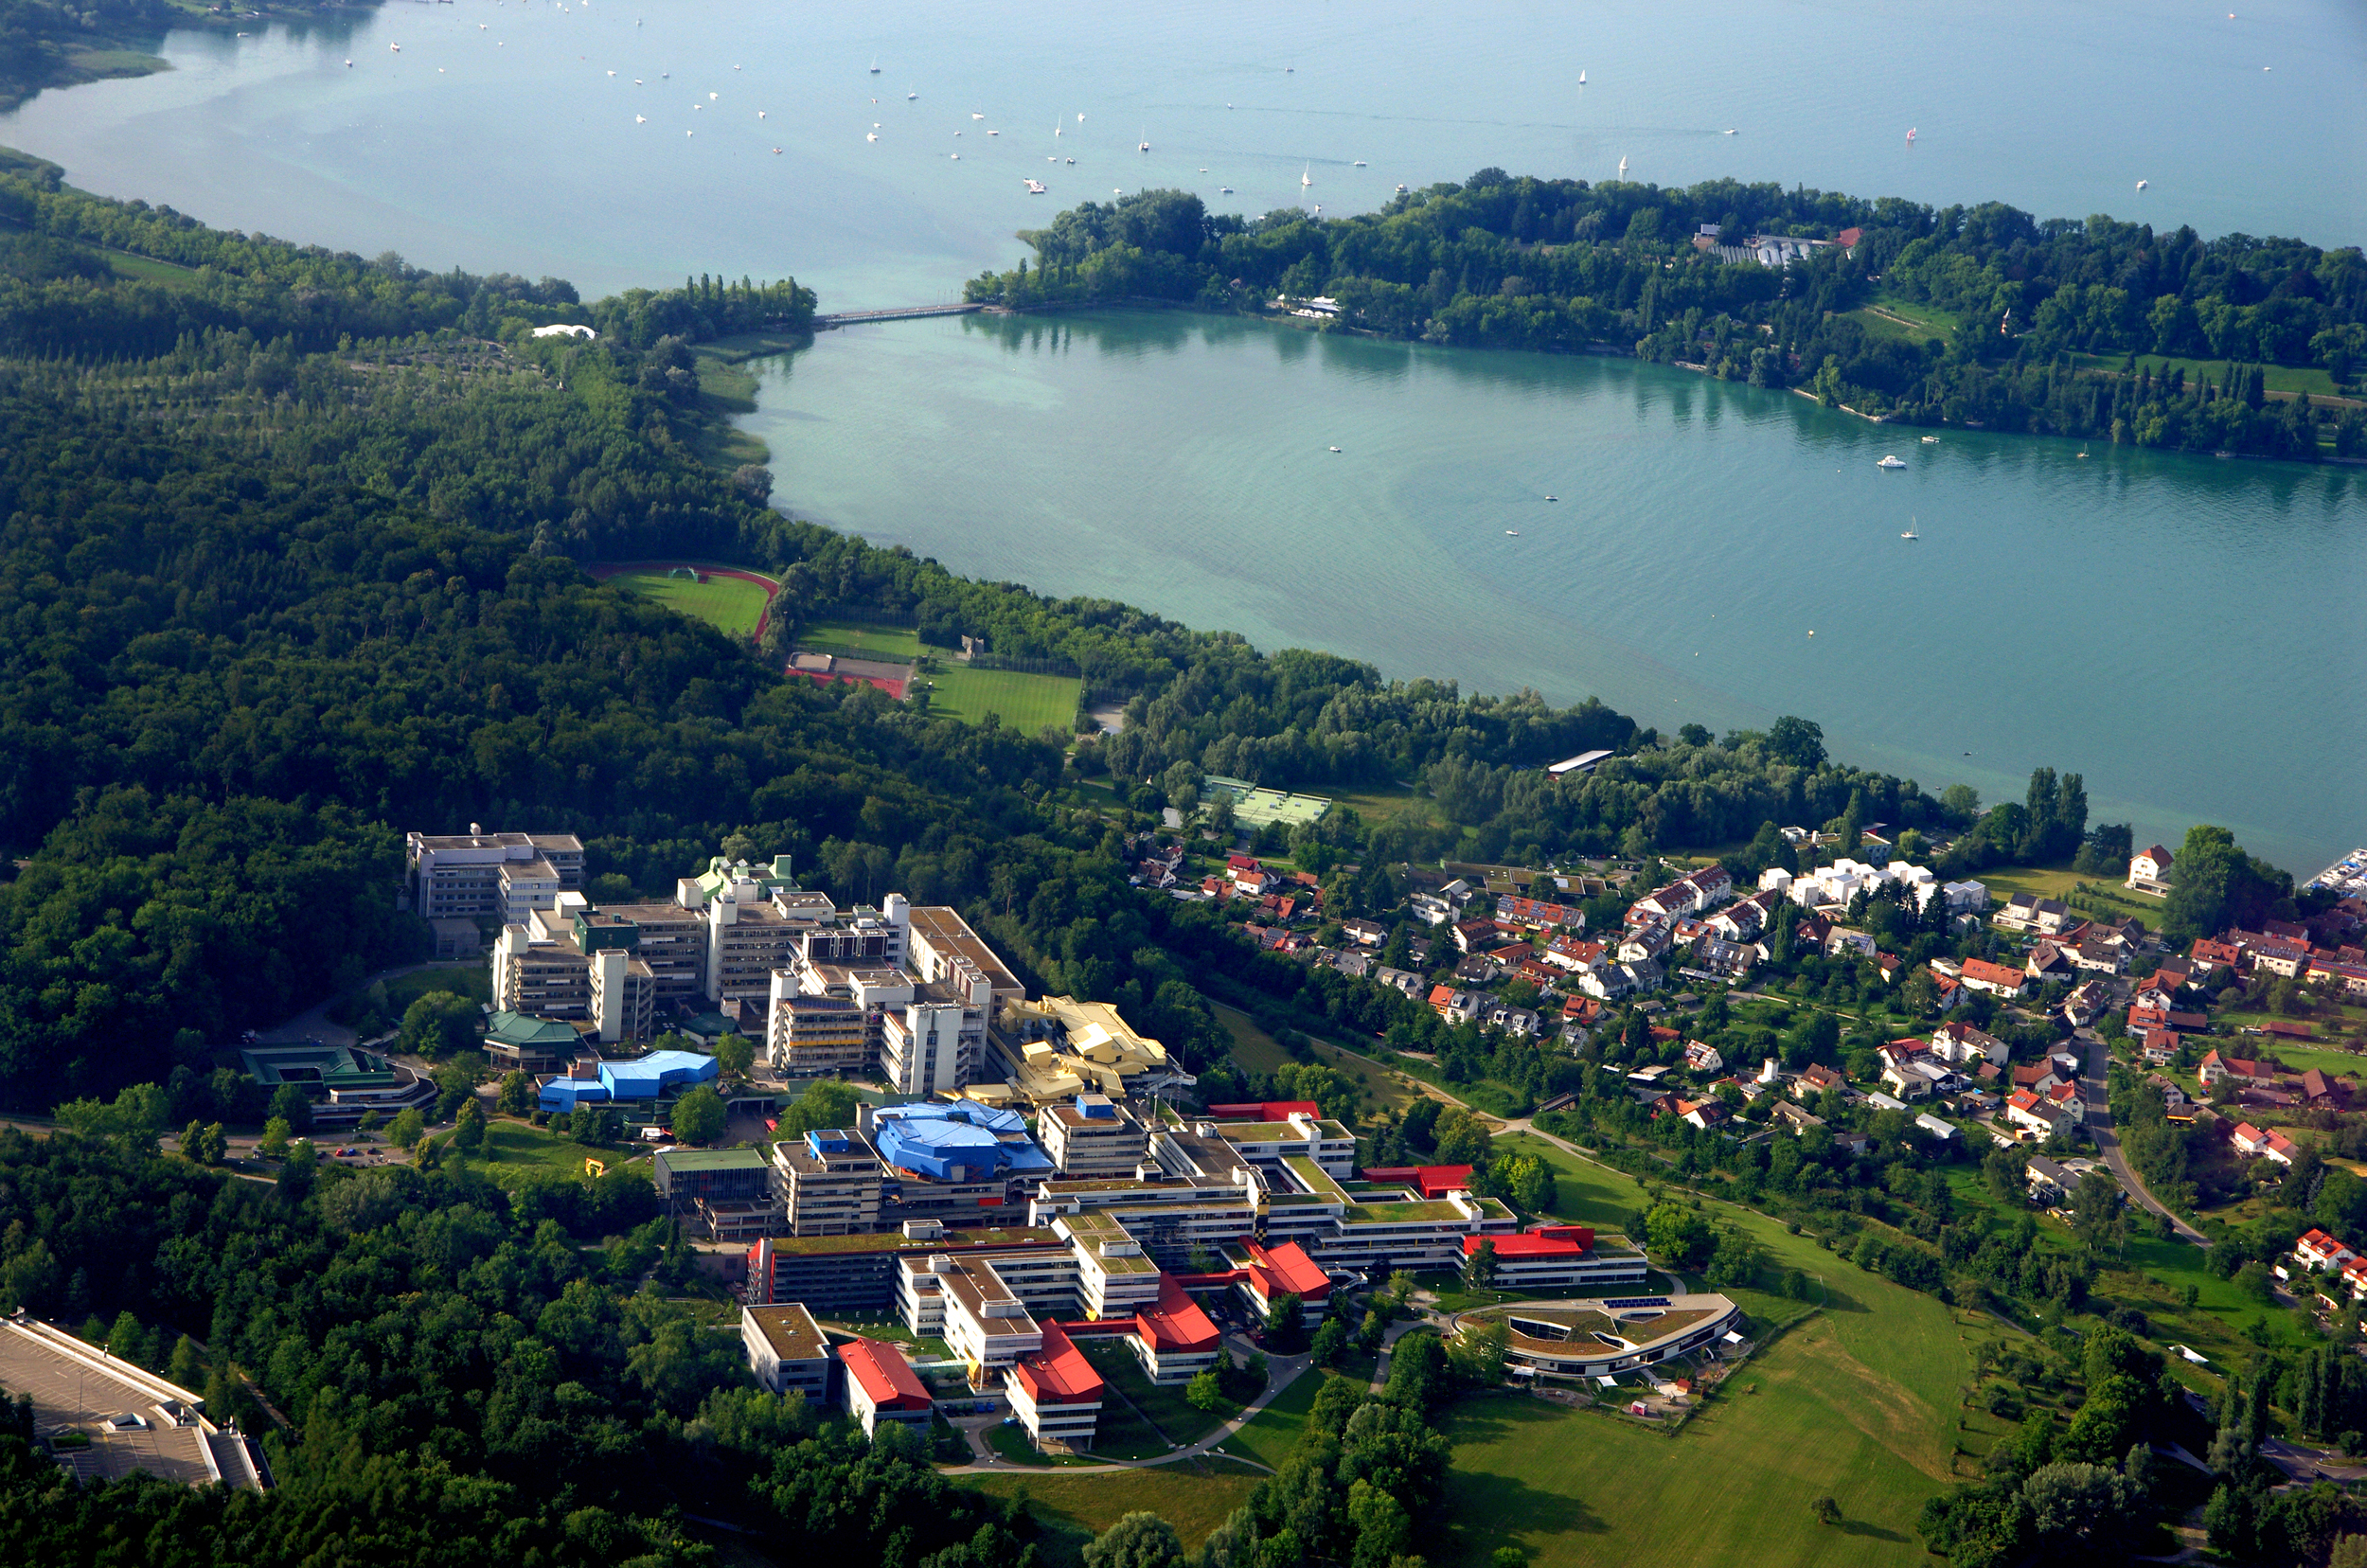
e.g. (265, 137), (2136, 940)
(1931, 1021), (2009, 1066)
(1768, 1100), (1825, 1135)
(1708, 890), (1782, 940)
(2061, 979), (2111, 1029)
(1542, 935), (1607, 972)
(1684, 1041), (1725, 1076)
(2127, 846), (2174, 891)
(1452, 953), (1502, 987)
(2140, 1029), (2182, 1066)
(1486, 1004), (1542, 1038)
(2025, 1155), (2076, 1204)
(2230, 1122), (2297, 1166)
(1826, 927), (1878, 960)
(2188, 936), (2243, 971)
(2026, 941), (2075, 983)
(1498, 897), (1584, 933)
(1408, 893), (1455, 927)
(1372, 965), (1427, 999)
(2067, 940), (2128, 976)
(2004, 1089), (2075, 1138)
(2303, 1069), (2340, 1106)
(2145, 1074), (2189, 1109)
(1684, 935), (1756, 980)
(1341, 918), (1388, 948)
(1452, 918), (1500, 955)
(1942, 880), (1989, 915)
(2296, 1229), (2359, 1273)
(1677, 1097), (1729, 1131)
(1427, 985), (1481, 1025)
(1995, 893), (2074, 935)
(2198, 1049), (2264, 1089)
(1959, 958), (2030, 998)
(1619, 922), (1674, 964)
(1795, 1063), (1845, 1101)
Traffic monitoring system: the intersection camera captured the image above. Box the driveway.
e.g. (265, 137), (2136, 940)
(2081, 1035), (2208, 1245)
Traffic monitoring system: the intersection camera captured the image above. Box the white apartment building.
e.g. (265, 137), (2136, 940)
(406, 829), (585, 921)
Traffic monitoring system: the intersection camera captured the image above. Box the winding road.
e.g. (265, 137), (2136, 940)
(2080, 1033), (2208, 1245)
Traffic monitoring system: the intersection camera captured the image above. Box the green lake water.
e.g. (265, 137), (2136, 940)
(3, 0), (2361, 867)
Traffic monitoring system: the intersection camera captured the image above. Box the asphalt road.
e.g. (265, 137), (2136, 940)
(2081, 1033), (2208, 1245)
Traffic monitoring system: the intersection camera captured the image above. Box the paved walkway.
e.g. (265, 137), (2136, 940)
(252, 960), (481, 1048)
(935, 1345), (1309, 1476)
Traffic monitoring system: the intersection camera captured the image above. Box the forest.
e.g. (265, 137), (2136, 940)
(962, 174), (2367, 460)
(0, 164), (2109, 1116)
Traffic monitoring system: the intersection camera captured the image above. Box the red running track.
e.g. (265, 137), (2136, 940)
(584, 561), (783, 644)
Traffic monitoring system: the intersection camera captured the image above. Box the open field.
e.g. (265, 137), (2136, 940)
(1434, 1131), (1991, 1563)
(609, 568), (772, 639)
(800, 619), (926, 660)
(965, 1462), (1261, 1567)
(1325, 781), (1441, 831)
(1081, 1341), (1235, 1451)
(1435, 1302), (1964, 1568)
(2063, 349), (2351, 401)
(453, 1120), (631, 1185)
(1208, 1003), (1420, 1117)
(923, 666), (1080, 732)
(1218, 1363), (1338, 1470)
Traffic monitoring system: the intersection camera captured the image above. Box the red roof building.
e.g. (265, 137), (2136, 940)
(1006, 1322), (1107, 1452)
(1360, 1164), (1476, 1198)
(1238, 1238), (1330, 1315)
(838, 1337), (932, 1436)
(1205, 1101), (1322, 1122)
(1131, 1274), (1223, 1384)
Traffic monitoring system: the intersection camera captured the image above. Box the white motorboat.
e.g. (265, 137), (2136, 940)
(1877, 454), (1906, 469)
(1024, 179), (1046, 194)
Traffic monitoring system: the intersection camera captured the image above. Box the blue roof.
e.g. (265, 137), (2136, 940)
(871, 1101), (1054, 1183)
(601, 1049), (719, 1099)
(539, 1078), (611, 1112)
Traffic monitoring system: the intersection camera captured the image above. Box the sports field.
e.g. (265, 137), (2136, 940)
(608, 567), (773, 639)
(1436, 1133), (1988, 1568)
(923, 666), (1079, 731)
(1202, 775), (1331, 829)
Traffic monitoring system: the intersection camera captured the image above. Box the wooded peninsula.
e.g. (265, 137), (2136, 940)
(963, 173), (2367, 462)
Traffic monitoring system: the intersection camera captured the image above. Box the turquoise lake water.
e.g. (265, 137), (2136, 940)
(3, 0), (2361, 869)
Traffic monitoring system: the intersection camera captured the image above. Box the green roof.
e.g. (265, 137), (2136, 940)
(765, 1226), (1062, 1256)
(486, 1010), (581, 1047)
(1284, 1155), (1350, 1201)
(656, 1147), (770, 1171)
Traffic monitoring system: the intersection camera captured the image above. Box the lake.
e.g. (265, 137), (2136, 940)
(4, 0), (2362, 870)
(748, 311), (2364, 876)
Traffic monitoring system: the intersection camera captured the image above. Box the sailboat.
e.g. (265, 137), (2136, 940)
(1617, 155), (1628, 177)
(1139, 129), (1150, 151)
(869, 59), (880, 74)
(1906, 126), (1917, 144)
(1578, 70), (1586, 84)
(1901, 516), (1919, 540)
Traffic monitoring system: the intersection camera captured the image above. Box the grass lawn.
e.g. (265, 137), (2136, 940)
(1219, 1364), (1339, 1470)
(1326, 781), (1440, 830)
(458, 1119), (621, 1185)
(965, 1461), (1261, 1566)
(923, 667), (1081, 733)
(2063, 349), (2351, 401)
(1081, 1342), (1233, 1451)
(1435, 1294), (1981, 1568)
(610, 568), (772, 639)
(1437, 1128), (2007, 1565)
(1208, 1003), (1420, 1118)
(800, 619), (926, 660)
